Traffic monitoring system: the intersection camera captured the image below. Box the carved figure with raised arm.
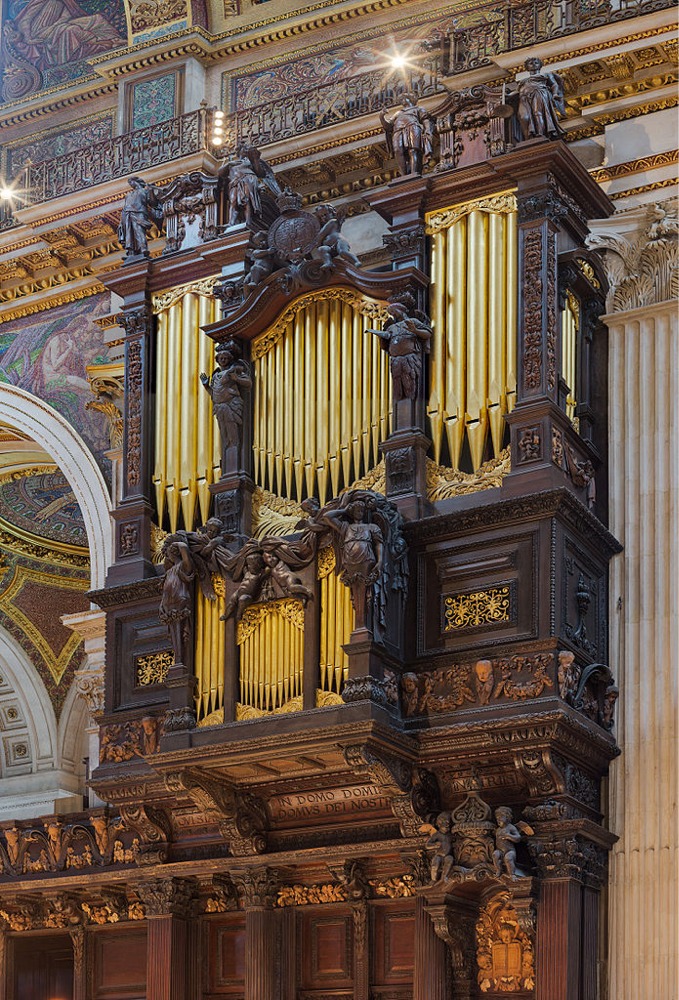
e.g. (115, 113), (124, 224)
(380, 94), (435, 176)
(366, 301), (432, 401)
(200, 339), (252, 458)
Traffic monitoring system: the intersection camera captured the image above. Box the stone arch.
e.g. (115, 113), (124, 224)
(0, 384), (112, 590)
(0, 627), (83, 820)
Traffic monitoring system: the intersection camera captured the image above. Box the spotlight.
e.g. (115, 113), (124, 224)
(390, 54), (407, 70)
(212, 137), (223, 146)
(0, 186), (13, 201)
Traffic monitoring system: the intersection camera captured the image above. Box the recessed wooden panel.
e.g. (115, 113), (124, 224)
(14, 935), (73, 1000)
(204, 914), (246, 996)
(372, 902), (416, 986)
(299, 908), (354, 990)
(92, 926), (147, 998)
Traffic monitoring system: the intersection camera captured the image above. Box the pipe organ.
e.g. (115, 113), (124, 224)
(426, 193), (518, 471)
(252, 289), (391, 504)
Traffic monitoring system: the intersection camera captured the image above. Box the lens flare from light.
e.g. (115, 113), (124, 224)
(0, 186), (14, 201)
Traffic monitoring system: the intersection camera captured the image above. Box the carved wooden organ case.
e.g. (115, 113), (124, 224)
(0, 137), (620, 1000)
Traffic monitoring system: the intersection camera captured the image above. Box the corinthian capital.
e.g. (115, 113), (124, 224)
(586, 199), (678, 312)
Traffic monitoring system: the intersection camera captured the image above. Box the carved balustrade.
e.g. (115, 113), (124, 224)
(234, 61), (443, 148)
(447, 0), (676, 74)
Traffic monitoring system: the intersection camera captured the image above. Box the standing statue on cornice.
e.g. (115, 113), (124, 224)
(380, 94), (436, 176)
(200, 339), (252, 459)
(218, 145), (280, 229)
(510, 57), (565, 141)
(119, 177), (163, 260)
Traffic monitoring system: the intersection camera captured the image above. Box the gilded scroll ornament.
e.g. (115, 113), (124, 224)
(252, 287), (389, 360)
(152, 277), (218, 314)
(476, 893), (535, 993)
(426, 449), (510, 501)
(426, 192), (517, 235)
(444, 586), (511, 631)
(236, 598), (305, 645)
(135, 651), (174, 686)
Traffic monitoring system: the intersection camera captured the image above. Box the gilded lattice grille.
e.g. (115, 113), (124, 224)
(426, 193), (518, 471)
(252, 289), (391, 504)
(153, 286), (221, 532)
(236, 599), (305, 714)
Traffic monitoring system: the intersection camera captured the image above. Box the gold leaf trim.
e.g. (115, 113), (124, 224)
(252, 288), (389, 360)
(444, 586), (511, 632)
(317, 545), (336, 580)
(236, 694), (303, 720)
(426, 193), (517, 235)
(251, 487), (303, 539)
(236, 598), (305, 644)
(152, 276), (219, 314)
(426, 448), (510, 502)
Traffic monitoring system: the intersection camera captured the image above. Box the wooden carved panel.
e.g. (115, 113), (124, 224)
(14, 934), (74, 1000)
(298, 908), (354, 991)
(417, 529), (539, 657)
(92, 926), (147, 999)
(371, 901), (415, 986)
(204, 914), (246, 996)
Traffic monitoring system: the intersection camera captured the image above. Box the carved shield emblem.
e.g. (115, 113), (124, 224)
(268, 210), (320, 263)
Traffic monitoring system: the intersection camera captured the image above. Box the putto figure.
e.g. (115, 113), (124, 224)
(492, 807), (532, 878)
(513, 57), (565, 141)
(200, 340), (252, 458)
(118, 177), (162, 259)
(380, 94), (435, 175)
(366, 301), (432, 401)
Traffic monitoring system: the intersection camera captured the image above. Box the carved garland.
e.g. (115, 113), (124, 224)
(522, 227), (544, 392)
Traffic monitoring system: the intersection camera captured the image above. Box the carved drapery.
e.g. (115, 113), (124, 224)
(426, 193), (518, 470)
(252, 288), (391, 503)
(153, 288), (221, 532)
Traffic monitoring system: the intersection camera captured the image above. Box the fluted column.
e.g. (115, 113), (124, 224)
(589, 201), (679, 1000)
(233, 868), (280, 1000)
(413, 895), (447, 1000)
(137, 877), (198, 1000)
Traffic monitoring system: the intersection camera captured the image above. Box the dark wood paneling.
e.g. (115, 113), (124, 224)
(14, 935), (73, 1000)
(204, 914), (246, 997)
(372, 902), (415, 986)
(92, 926), (147, 999)
(298, 908), (354, 991)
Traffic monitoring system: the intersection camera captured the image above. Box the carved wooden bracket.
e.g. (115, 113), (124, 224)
(164, 768), (268, 856)
(119, 803), (172, 865)
(343, 744), (439, 836)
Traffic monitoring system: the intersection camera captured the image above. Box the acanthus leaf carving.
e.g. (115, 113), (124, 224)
(164, 769), (268, 856)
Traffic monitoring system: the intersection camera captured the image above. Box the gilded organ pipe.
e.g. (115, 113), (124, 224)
(318, 546), (352, 694)
(236, 599), (305, 713)
(194, 575), (226, 722)
(153, 290), (221, 532)
(426, 194), (518, 471)
(252, 289), (390, 504)
(563, 290), (579, 424)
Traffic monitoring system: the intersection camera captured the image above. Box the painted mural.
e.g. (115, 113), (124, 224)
(0, 470), (87, 547)
(0, 294), (111, 477)
(1, 0), (127, 102)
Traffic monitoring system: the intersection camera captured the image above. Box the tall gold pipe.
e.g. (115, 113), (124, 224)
(166, 303), (182, 530)
(466, 210), (489, 471)
(316, 301), (329, 503)
(154, 310), (169, 522)
(283, 326), (293, 498)
(274, 333), (284, 494)
(179, 294), (198, 530)
(304, 302), (315, 497)
(293, 313), (304, 499)
(361, 312), (371, 471)
(351, 308), (362, 477)
(487, 211), (506, 457)
(328, 300), (340, 497)
(340, 301), (352, 486)
(447, 219), (467, 469)
(428, 233), (445, 463)
(506, 211), (518, 414)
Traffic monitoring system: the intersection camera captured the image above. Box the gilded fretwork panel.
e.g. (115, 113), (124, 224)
(252, 288), (391, 504)
(426, 193), (518, 472)
(153, 286), (221, 531)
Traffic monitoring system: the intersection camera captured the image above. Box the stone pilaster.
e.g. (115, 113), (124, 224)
(588, 200), (679, 1000)
(61, 609), (106, 805)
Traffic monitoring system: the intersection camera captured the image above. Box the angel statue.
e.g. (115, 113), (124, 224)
(200, 339), (252, 459)
(314, 204), (361, 270)
(380, 95), (436, 176)
(119, 177), (163, 259)
(511, 57), (565, 141)
(492, 807), (533, 878)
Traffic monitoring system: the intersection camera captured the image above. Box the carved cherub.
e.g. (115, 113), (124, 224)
(314, 204), (361, 270)
(421, 811), (454, 883)
(401, 672), (419, 717)
(492, 807), (533, 878)
(244, 230), (275, 291)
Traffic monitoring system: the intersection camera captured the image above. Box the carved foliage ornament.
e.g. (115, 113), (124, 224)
(476, 892), (535, 993)
(0, 812), (137, 877)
